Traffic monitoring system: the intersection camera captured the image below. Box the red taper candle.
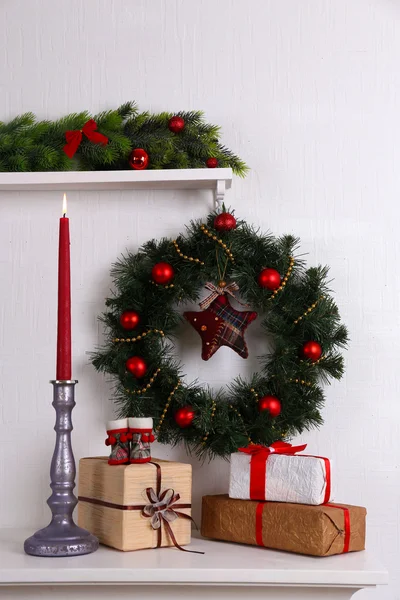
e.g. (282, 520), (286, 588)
(56, 193), (72, 380)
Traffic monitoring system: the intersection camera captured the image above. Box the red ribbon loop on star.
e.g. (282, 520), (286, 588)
(63, 119), (108, 158)
(199, 281), (249, 310)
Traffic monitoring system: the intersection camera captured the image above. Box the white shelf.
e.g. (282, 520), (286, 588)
(0, 168), (232, 205)
(0, 529), (388, 588)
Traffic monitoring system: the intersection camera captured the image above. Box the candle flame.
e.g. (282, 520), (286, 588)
(62, 193), (67, 217)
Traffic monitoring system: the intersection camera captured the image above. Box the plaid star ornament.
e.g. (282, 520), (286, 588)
(184, 295), (257, 361)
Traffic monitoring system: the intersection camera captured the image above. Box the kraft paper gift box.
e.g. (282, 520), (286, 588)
(78, 457), (192, 551)
(201, 494), (366, 557)
(229, 442), (331, 505)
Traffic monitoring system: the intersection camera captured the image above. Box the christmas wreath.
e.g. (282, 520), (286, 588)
(92, 210), (348, 459)
(0, 102), (247, 175)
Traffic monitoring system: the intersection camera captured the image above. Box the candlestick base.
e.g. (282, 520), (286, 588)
(24, 523), (99, 557)
(24, 380), (99, 557)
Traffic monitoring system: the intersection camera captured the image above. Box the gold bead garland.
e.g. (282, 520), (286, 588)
(301, 355), (326, 367)
(229, 404), (252, 444)
(288, 378), (314, 387)
(172, 240), (205, 265)
(268, 256), (295, 301)
(293, 296), (324, 325)
(150, 280), (174, 289)
(113, 329), (165, 343)
(125, 368), (161, 395)
(156, 380), (181, 432)
(200, 224), (235, 263)
(202, 400), (217, 446)
(250, 387), (259, 403)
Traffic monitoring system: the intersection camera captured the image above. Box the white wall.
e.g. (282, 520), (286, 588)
(0, 0), (399, 598)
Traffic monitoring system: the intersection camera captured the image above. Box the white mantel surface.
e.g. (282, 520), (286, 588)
(0, 530), (387, 595)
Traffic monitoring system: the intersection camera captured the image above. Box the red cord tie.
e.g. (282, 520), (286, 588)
(63, 119), (108, 158)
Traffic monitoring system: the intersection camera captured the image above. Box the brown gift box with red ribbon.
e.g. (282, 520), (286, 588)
(78, 457), (193, 552)
(201, 495), (366, 557)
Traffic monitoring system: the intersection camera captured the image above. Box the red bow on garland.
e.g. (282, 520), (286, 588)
(238, 441), (308, 457)
(63, 119), (108, 158)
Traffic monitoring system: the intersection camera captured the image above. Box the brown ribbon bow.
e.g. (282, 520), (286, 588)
(142, 463), (203, 554)
(199, 281), (248, 310)
(63, 119), (108, 158)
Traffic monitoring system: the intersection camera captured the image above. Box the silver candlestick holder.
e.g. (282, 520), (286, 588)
(24, 380), (99, 557)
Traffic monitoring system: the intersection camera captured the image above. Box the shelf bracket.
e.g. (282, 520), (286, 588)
(215, 180), (226, 211)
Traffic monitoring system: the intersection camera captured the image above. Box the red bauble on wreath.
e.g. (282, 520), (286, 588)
(168, 116), (185, 133)
(129, 148), (149, 170)
(301, 341), (322, 362)
(214, 212), (237, 232)
(120, 310), (140, 330)
(151, 262), (175, 285)
(126, 356), (147, 378)
(175, 406), (195, 428)
(258, 395), (281, 417)
(206, 157), (218, 168)
(257, 268), (281, 290)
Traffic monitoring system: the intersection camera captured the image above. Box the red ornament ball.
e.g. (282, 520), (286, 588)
(151, 262), (175, 285)
(129, 148), (149, 170)
(206, 157), (218, 168)
(125, 356), (147, 378)
(174, 406), (195, 428)
(168, 116), (185, 133)
(120, 310), (140, 330)
(257, 268), (281, 290)
(258, 395), (281, 417)
(302, 341), (322, 362)
(214, 212), (237, 232)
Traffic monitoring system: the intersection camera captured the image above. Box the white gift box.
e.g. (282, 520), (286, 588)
(229, 449), (331, 505)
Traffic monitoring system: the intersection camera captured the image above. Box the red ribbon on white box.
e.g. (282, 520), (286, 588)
(238, 441), (331, 504)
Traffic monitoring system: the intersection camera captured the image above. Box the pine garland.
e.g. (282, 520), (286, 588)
(92, 210), (348, 460)
(0, 102), (247, 175)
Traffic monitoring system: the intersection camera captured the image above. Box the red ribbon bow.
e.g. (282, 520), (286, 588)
(63, 119), (108, 158)
(238, 441), (307, 457)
